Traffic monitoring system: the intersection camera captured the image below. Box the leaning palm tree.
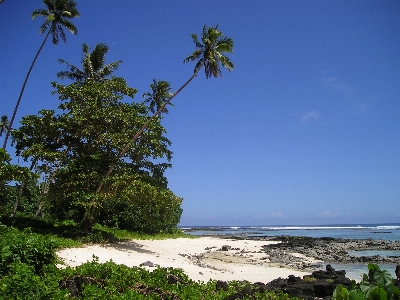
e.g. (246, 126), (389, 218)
(142, 79), (174, 115)
(81, 24), (234, 228)
(57, 43), (122, 83)
(126, 24), (234, 154)
(2, 0), (79, 149)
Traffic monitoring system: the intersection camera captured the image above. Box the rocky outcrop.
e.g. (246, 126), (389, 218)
(264, 264), (352, 299)
(261, 236), (400, 265)
(217, 264), (352, 300)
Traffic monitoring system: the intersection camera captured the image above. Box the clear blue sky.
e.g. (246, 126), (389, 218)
(1, 1), (399, 226)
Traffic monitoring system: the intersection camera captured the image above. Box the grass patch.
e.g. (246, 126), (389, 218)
(93, 223), (194, 241)
(0, 215), (194, 249)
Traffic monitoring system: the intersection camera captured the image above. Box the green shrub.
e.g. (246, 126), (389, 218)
(0, 262), (65, 299)
(0, 226), (58, 276)
(99, 184), (183, 234)
(333, 263), (400, 300)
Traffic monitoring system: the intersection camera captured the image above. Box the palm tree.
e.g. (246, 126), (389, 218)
(81, 24), (234, 228)
(143, 79), (174, 115)
(57, 43), (122, 83)
(0, 115), (10, 139)
(2, 0), (79, 149)
(124, 24), (234, 156)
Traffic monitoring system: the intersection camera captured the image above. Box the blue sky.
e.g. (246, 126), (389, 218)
(1, 0), (399, 226)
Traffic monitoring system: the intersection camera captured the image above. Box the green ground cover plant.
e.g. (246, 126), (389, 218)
(333, 263), (400, 300)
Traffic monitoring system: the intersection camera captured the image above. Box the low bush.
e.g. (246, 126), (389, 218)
(333, 263), (400, 300)
(0, 226), (58, 276)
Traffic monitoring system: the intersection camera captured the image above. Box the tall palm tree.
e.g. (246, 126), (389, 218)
(2, 0), (79, 149)
(82, 24), (234, 228)
(57, 43), (122, 83)
(143, 79), (174, 115)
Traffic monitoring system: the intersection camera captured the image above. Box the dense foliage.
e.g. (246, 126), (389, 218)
(333, 264), (400, 300)
(7, 76), (182, 232)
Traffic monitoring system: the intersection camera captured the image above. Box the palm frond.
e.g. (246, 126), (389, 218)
(60, 19), (78, 35)
(57, 23), (67, 43)
(183, 49), (202, 63)
(32, 9), (49, 19)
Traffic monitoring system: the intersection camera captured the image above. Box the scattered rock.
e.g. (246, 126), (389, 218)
(216, 280), (229, 291)
(141, 261), (155, 267)
(59, 276), (106, 298)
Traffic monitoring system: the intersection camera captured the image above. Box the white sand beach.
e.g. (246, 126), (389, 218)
(57, 237), (318, 283)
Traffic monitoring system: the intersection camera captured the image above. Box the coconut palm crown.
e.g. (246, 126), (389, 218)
(32, 0), (79, 45)
(183, 24), (234, 78)
(143, 80), (174, 115)
(57, 43), (122, 83)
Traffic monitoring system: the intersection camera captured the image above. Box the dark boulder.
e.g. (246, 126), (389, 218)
(264, 264), (352, 299)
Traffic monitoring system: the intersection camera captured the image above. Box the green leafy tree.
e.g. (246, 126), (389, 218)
(0, 149), (30, 187)
(86, 25), (234, 224)
(2, 0), (79, 149)
(13, 77), (181, 230)
(57, 43), (122, 83)
(0, 149), (32, 215)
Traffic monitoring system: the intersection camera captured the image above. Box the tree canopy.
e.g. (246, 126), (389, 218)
(12, 77), (181, 231)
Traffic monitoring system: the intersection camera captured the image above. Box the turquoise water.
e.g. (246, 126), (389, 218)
(348, 250), (400, 257)
(327, 263), (397, 281)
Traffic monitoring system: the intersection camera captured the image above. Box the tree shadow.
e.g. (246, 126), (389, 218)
(105, 241), (156, 254)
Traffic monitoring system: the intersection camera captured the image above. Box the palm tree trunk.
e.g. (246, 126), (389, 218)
(81, 67), (202, 228)
(10, 159), (37, 218)
(34, 160), (62, 219)
(10, 182), (25, 218)
(2, 30), (51, 149)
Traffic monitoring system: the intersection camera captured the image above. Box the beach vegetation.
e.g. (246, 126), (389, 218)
(2, 0), (80, 149)
(333, 263), (400, 300)
(0, 223), (297, 299)
(303, 275), (318, 282)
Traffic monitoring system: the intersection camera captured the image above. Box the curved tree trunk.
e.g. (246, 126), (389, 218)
(81, 66), (203, 228)
(2, 30), (51, 149)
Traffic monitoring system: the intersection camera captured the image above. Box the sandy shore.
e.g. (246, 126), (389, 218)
(57, 237), (318, 283)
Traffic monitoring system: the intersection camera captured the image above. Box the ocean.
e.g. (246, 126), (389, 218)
(180, 223), (400, 280)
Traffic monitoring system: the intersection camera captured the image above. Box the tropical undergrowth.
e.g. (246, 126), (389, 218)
(333, 263), (400, 300)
